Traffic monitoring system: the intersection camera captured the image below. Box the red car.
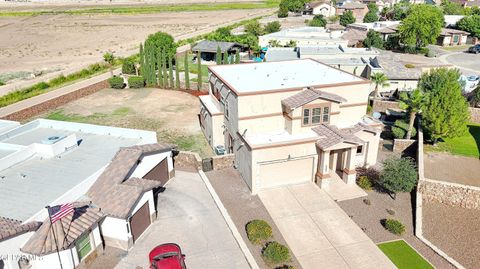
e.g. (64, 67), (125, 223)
(149, 243), (186, 269)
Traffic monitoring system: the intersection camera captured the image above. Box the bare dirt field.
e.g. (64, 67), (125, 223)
(34, 87), (214, 157)
(423, 200), (480, 269)
(424, 152), (480, 187)
(0, 7), (272, 90)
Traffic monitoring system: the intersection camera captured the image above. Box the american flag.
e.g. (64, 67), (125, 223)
(48, 203), (74, 223)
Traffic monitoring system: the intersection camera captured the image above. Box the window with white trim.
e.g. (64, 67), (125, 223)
(76, 233), (92, 260)
(302, 105), (331, 126)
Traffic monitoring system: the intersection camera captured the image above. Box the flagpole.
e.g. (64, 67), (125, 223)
(46, 206), (64, 269)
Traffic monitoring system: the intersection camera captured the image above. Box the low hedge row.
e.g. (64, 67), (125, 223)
(383, 219), (405, 235)
(246, 219), (272, 244)
(128, 76), (144, 88)
(262, 241), (290, 264)
(108, 76), (125, 89)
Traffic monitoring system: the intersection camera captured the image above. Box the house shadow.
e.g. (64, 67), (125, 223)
(468, 124), (480, 159)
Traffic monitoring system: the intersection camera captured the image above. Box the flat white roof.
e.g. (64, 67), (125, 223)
(0, 119), (157, 221)
(246, 129), (319, 146)
(209, 59), (363, 93)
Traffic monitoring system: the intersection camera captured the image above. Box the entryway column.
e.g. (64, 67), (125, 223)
(342, 147), (357, 184)
(315, 149), (330, 188)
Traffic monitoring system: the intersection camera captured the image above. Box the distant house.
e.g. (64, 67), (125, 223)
(437, 28), (470, 46)
(303, 1), (336, 17)
(346, 21), (400, 42)
(451, 0), (480, 7)
(336, 2), (369, 22)
(191, 40), (245, 62)
(259, 26), (348, 47)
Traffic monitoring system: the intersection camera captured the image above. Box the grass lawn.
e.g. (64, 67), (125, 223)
(424, 123), (480, 158)
(378, 240), (434, 269)
(176, 53), (209, 83)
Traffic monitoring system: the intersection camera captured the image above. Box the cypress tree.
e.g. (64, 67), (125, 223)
(144, 43), (151, 86)
(235, 50), (240, 64)
(197, 51), (202, 90)
(169, 55), (174, 88)
(184, 53), (190, 89)
(157, 48), (163, 87)
(175, 55), (180, 90)
(216, 46), (222, 65)
(148, 43), (156, 86)
(162, 51), (168, 88)
(139, 43), (144, 78)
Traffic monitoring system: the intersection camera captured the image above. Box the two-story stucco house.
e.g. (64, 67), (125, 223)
(199, 59), (381, 194)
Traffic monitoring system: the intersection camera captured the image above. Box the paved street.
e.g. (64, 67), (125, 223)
(116, 170), (249, 269)
(439, 51), (480, 76)
(259, 182), (396, 269)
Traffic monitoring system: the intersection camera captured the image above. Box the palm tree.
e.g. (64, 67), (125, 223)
(370, 72), (390, 98)
(399, 89), (425, 140)
(103, 52), (115, 77)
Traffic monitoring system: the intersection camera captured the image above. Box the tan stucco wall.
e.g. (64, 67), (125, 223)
(353, 130), (380, 166)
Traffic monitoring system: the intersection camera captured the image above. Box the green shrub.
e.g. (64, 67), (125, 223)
(246, 220), (272, 244)
(275, 265), (295, 269)
(0, 80), (5, 86)
(383, 219), (405, 235)
(380, 157), (418, 197)
(392, 119), (416, 139)
(278, 5), (288, 18)
(426, 50), (436, 58)
(357, 176), (373, 190)
(262, 241), (290, 264)
(404, 64), (415, 68)
(128, 76), (144, 88)
(108, 76), (125, 89)
(122, 59), (136, 75)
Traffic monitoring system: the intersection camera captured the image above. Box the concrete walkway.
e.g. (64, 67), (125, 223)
(258, 183), (396, 269)
(115, 170), (249, 269)
(322, 172), (367, 201)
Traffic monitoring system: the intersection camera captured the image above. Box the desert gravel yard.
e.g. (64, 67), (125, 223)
(423, 200), (480, 269)
(424, 152), (480, 187)
(338, 191), (456, 269)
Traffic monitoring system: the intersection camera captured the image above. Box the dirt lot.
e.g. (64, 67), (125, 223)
(0, 7), (271, 90)
(35, 88), (214, 157)
(424, 152), (480, 187)
(423, 200), (480, 269)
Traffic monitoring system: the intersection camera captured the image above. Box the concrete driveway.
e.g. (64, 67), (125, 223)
(116, 170), (249, 269)
(258, 183), (396, 269)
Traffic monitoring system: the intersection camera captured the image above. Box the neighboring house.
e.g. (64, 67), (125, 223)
(336, 2), (369, 22)
(199, 59), (381, 194)
(451, 0), (480, 7)
(87, 143), (176, 250)
(366, 52), (453, 94)
(191, 40), (245, 62)
(258, 27), (348, 47)
(264, 45), (379, 77)
(437, 28), (470, 46)
(303, 1), (336, 17)
(346, 21), (401, 42)
(0, 119), (175, 269)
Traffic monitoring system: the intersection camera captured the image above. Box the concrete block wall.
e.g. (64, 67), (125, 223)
(418, 179), (480, 209)
(212, 154), (235, 170)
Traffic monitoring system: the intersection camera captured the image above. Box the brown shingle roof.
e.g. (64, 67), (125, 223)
(21, 204), (104, 256)
(313, 124), (364, 150)
(0, 217), (41, 242)
(282, 88), (347, 111)
(87, 143), (175, 219)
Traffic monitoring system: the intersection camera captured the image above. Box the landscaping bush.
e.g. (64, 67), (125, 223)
(392, 119), (416, 139)
(380, 157), (418, 199)
(262, 241), (290, 264)
(122, 59), (136, 75)
(0, 80), (5, 86)
(383, 219), (405, 235)
(404, 63), (415, 68)
(275, 265), (295, 269)
(357, 176), (373, 190)
(128, 76), (144, 88)
(108, 76), (125, 89)
(246, 219), (272, 244)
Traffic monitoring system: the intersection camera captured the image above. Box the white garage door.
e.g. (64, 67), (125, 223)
(258, 157), (314, 189)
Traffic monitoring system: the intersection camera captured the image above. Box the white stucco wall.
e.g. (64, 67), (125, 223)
(130, 152), (173, 178)
(101, 217), (129, 243)
(0, 232), (33, 269)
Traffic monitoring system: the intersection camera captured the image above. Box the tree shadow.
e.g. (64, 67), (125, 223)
(468, 124), (480, 159)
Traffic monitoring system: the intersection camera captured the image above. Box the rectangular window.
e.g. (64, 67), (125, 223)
(323, 107), (330, 123)
(76, 233), (92, 260)
(225, 100), (229, 119)
(302, 105), (331, 126)
(312, 108), (321, 124)
(303, 108), (310, 125)
(357, 145), (363, 155)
